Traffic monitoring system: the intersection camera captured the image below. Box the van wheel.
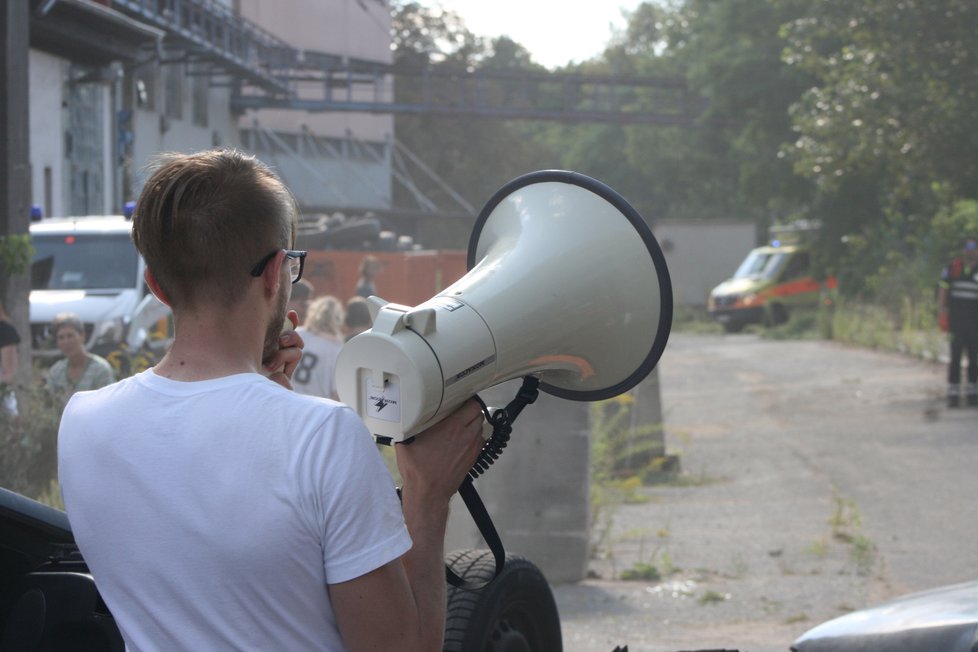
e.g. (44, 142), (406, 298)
(766, 303), (789, 327)
(443, 549), (562, 652)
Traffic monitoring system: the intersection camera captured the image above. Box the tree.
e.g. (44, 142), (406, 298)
(390, 2), (554, 248)
(782, 0), (978, 297)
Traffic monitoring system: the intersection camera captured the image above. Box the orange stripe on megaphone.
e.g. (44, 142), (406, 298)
(528, 354), (596, 380)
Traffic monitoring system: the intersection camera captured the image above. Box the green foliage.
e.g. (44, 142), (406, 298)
(621, 561), (662, 582)
(0, 234), (34, 277)
(698, 590), (728, 605)
(830, 293), (944, 362)
(760, 306), (823, 341)
(390, 1), (555, 247)
(1, 345), (163, 504)
(0, 386), (63, 501)
(392, 0), (976, 300)
(590, 395), (667, 484)
(827, 494), (877, 576)
(780, 0), (978, 289)
(589, 394), (674, 572)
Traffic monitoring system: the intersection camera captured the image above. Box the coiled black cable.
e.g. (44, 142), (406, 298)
(468, 376), (540, 480)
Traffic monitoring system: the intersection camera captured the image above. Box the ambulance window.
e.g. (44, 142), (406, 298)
(734, 251), (787, 279)
(781, 252), (810, 280)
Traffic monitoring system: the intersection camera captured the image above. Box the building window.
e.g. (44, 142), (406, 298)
(192, 70), (209, 127)
(163, 62), (184, 120)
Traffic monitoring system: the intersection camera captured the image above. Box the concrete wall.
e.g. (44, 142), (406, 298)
(28, 50), (65, 218)
(655, 220), (758, 306)
(444, 367), (669, 585)
(129, 84), (239, 197)
(445, 379), (592, 585)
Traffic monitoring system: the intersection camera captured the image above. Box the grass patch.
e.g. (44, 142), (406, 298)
(849, 534), (878, 576)
(621, 561), (662, 582)
(698, 590), (728, 605)
(827, 493), (878, 575)
(805, 538), (829, 557)
(761, 307), (824, 340)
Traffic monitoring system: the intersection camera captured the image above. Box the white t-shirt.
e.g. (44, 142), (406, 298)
(58, 369), (411, 652)
(293, 327), (344, 400)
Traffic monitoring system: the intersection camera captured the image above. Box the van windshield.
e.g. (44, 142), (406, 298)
(31, 233), (138, 291)
(733, 250), (787, 280)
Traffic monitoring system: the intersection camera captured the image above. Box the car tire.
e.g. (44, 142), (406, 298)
(443, 549), (562, 652)
(766, 303), (789, 327)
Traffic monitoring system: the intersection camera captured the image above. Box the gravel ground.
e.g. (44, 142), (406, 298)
(551, 332), (977, 652)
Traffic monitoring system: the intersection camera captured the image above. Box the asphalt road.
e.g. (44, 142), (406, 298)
(552, 332), (977, 652)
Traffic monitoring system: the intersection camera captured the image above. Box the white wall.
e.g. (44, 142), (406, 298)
(129, 85), (240, 198)
(655, 220), (759, 306)
(28, 50), (65, 218)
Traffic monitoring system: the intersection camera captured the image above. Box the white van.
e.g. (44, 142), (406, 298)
(29, 216), (171, 365)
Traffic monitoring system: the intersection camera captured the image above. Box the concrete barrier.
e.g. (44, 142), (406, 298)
(444, 379), (591, 585)
(444, 369), (667, 584)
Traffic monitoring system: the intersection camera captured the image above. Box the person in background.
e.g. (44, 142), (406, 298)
(293, 295), (345, 400)
(45, 312), (115, 399)
(344, 295), (372, 341)
(288, 278), (314, 324)
(58, 148), (484, 651)
(0, 300), (20, 415)
(355, 255), (382, 298)
(938, 236), (978, 407)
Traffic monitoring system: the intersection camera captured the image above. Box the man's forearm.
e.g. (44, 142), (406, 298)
(399, 486), (451, 651)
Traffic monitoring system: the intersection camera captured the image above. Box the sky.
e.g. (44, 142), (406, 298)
(416, 1), (647, 69)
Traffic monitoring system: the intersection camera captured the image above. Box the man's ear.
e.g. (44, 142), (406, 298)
(144, 269), (172, 307)
(261, 250), (287, 296)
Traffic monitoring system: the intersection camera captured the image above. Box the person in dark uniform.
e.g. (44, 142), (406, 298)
(938, 237), (978, 407)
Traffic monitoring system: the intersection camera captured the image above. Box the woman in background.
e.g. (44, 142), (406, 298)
(46, 312), (115, 400)
(293, 296), (345, 401)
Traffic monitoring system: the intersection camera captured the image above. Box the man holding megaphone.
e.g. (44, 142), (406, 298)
(57, 148), (486, 652)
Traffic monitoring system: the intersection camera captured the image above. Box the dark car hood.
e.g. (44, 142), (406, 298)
(793, 580), (978, 652)
(0, 488), (80, 579)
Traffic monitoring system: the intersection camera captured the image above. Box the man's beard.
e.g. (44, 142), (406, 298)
(261, 276), (291, 365)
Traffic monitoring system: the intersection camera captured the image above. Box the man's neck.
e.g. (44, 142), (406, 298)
(154, 304), (267, 382)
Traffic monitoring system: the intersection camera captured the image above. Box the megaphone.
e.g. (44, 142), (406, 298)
(335, 170), (672, 442)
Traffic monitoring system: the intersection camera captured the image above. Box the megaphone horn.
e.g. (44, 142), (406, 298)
(335, 170), (673, 442)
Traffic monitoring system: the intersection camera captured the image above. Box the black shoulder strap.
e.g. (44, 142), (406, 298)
(444, 476), (504, 590)
(444, 377), (540, 590)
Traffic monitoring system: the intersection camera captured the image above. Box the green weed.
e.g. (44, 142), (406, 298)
(698, 590), (728, 605)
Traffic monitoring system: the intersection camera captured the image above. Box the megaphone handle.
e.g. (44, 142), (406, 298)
(444, 476), (505, 590)
(468, 376), (540, 480)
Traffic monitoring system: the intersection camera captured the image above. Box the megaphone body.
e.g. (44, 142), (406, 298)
(335, 170), (672, 442)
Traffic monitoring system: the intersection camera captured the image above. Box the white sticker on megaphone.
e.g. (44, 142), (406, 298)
(365, 377), (401, 423)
